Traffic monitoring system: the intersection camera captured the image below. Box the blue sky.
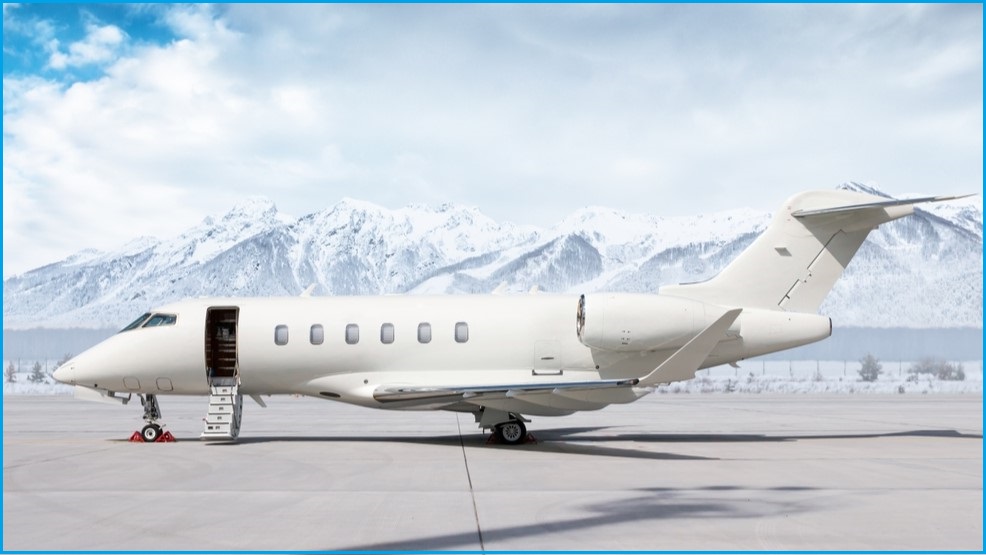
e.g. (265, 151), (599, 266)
(4, 4), (175, 79)
(2, 4), (983, 277)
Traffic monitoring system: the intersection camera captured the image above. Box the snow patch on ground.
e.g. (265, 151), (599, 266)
(3, 381), (75, 395)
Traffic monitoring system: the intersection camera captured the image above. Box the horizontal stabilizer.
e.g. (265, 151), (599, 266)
(791, 194), (974, 218)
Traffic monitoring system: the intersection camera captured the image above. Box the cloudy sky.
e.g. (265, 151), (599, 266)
(3, 4), (982, 277)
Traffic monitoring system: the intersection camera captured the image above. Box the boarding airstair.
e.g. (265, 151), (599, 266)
(201, 306), (243, 441)
(201, 377), (243, 440)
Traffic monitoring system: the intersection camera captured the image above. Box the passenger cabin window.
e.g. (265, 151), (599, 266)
(310, 324), (324, 345)
(143, 314), (177, 327)
(345, 324), (359, 345)
(380, 323), (395, 344)
(120, 313), (152, 332)
(455, 322), (469, 343)
(274, 325), (289, 346)
(417, 322), (432, 344)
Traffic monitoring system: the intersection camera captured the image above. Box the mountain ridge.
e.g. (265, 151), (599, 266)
(3, 183), (981, 330)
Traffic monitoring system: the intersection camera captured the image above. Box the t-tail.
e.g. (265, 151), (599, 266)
(660, 189), (972, 313)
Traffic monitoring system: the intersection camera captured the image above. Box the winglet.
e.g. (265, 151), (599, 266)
(639, 308), (742, 387)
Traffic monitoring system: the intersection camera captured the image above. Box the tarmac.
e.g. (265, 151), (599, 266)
(3, 393), (982, 552)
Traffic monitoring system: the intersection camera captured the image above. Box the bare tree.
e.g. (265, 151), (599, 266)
(5, 361), (16, 384)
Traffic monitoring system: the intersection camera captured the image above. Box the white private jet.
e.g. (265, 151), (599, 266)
(52, 189), (968, 444)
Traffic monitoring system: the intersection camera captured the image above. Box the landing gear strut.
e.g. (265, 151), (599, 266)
(129, 394), (175, 443)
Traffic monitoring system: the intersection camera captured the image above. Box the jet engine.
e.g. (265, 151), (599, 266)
(576, 293), (725, 352)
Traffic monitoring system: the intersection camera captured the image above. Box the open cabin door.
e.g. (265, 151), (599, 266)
(202, 306), (243, 440)
(205, 307), (239, 385)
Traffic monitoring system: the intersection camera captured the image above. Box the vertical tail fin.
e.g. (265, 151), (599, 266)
(660, 189), (971, 313)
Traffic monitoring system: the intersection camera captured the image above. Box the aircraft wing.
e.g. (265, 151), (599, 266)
(373, 377), (639, 405)
(373, 308), (742, 409)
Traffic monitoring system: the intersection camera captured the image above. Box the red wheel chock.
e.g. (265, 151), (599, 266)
(128, 430), (177, 443)
(485, 433), (538, 445)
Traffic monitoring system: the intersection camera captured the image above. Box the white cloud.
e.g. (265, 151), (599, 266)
(47, 22), (127, 70)
(901, 43), (982, 89)
(2, 4), (983, 277)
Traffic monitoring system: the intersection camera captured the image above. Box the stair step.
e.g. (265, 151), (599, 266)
(201, 383), (243, 441)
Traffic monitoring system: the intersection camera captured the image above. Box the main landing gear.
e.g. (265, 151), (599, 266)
(492, 420), (529, 445)
(129, 394), (176, 443)
(479, 409), (536, 445)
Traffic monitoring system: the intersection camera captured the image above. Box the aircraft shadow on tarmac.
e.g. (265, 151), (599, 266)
(206, 431), (712, 461)
(201, 427), (979, 462)
(331, 483), (824, 551)
(535, 426), (983, 442)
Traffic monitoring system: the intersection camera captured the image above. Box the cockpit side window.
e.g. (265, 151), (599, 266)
(143, 313), (178, 327)
(120, 313), (152, 332)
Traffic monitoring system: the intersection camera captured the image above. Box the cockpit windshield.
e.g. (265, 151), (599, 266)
(144, 314), (177, 327)
(120, 313), (152, 332)
(119, 312), (178, 333)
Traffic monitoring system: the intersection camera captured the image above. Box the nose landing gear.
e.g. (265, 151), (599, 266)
(139, 423), (165, 442)
(128, 394), (176, 443)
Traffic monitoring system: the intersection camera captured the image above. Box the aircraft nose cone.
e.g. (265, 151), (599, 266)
(52, 364), (75, 384)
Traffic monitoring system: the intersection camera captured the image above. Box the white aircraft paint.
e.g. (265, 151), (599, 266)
(52, 189), (971, 443)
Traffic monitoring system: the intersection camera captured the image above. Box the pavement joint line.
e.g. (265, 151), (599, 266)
(456, 412), (485, 551)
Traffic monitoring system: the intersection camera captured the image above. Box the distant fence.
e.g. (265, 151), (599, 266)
(704, 359), (983, 380)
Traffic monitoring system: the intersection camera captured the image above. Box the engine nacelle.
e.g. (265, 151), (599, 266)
(577, 293), (725, 352)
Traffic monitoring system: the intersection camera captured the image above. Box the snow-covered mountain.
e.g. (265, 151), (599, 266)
(3, 183), (981, 329)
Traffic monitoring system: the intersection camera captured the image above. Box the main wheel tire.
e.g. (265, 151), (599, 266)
(141, 424), (162, 443)
(495, 421), (527, 445)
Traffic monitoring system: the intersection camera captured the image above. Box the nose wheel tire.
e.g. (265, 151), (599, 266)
(494, 420), (527, 445)
(141, 424), (163, 443)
